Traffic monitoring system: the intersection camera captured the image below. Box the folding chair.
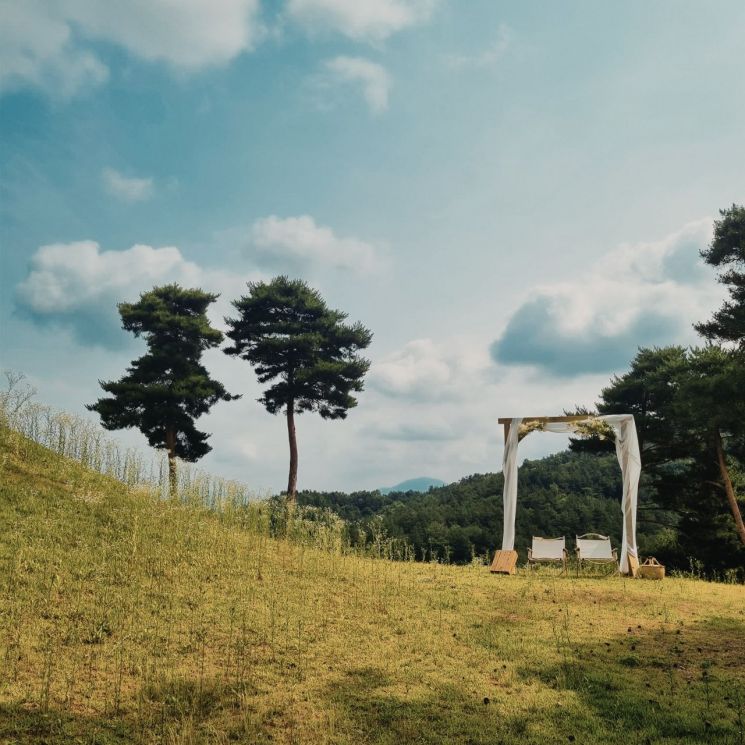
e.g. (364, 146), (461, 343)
(528, 536), (568, 574)
(575, 533), (618, 576)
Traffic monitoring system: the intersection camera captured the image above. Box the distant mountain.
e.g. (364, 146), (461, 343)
(380, 477), (445, 495)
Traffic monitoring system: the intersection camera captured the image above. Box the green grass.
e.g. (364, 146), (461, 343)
(1, 427), (744, 744)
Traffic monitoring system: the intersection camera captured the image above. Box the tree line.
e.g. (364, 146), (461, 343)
(296, 451), (677, 565)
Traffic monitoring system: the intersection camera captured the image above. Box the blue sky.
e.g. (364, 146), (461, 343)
(1, 0), (743, 492)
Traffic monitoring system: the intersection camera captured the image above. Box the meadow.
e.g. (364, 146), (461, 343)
(1, 409), (745, 744)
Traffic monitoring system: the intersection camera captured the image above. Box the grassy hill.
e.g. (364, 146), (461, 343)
(1, 426), (744, 744)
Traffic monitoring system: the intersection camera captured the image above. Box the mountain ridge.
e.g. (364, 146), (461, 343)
(379, 476), (445, 495)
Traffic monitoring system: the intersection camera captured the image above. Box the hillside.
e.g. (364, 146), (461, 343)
(299, 452), (675, 564)
(1, 427), (745, 744)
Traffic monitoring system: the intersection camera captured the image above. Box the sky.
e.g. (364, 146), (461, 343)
(1, 0), (744, 493)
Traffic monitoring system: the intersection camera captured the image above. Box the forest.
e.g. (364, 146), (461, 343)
(295, 450), (691, 570)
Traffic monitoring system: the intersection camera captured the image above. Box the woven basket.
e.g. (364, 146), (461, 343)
(638, 557), (665, 580)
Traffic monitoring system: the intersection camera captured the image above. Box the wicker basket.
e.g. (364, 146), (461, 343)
(638, 557), (665, 580)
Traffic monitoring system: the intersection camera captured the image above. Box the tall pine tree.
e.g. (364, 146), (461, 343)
(572, 346), (745, 570)
(88, 284), (237, 497)
(224, 277), (372, 500)
(692, 203), (745, 548)
(695, 203), (745, 347)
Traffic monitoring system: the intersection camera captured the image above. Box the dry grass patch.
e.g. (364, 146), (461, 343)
(1, 429), (744, 744)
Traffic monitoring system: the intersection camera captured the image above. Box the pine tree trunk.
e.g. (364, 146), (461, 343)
(165, 427), (178, 500)
(286, 401), (298, 502)
(715, 428), (745, 546)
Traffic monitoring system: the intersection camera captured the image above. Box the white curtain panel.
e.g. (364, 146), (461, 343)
(500, 417), (522, 553)
(500, 414), (640, 574)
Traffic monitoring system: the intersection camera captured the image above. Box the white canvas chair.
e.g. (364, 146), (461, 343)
(575, 533), (617, 575)
(528, 537), (567, 573)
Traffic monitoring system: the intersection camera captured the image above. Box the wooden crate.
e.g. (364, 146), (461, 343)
(490, 549), (518, 575)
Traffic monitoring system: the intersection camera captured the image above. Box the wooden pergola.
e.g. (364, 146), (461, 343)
(492, 413), (641, 576)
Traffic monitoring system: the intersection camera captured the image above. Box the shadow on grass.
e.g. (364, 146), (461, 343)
(517, 616), (745, 745)
(0, 676), (261, 745)
(323, 666), (530, 745)
(3, 623), (743, 745)
(321, 620), (745, 745)
(0, 704), (134, 745)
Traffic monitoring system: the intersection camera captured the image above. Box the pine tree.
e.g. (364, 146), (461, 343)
(573, 346), (745, 566)
(224, 277), (372, 500)
(692, 204), (745, 547)
(695, 203), (745, 347)
(671, 346), (745, 548)
(88, 284), (237, 497)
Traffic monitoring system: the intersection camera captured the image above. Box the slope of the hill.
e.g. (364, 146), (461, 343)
(1, 427), (744, 745)
(299, 452), (674, 563)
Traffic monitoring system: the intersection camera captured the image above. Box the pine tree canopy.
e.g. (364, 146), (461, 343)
(88, 284), (236, 462)
(571, 345), (745, 568)
(695, 203), (745, 347)
(224, 277), (372, 419)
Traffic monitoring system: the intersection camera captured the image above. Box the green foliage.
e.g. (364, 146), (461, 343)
(671, 346), (745, 453)
(224, 277), (372, 420)
(696, 203), (745, 347)
(299, 451), (672, 564)
(225, 276), (372, 496)
(573, 200), (745, 571)
(88, 284), (236, 462)
(572, 346), (745, 577)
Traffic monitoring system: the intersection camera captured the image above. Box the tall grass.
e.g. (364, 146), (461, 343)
(0, 371), (392, 557)
(1, 441), (744, 744)
(2, 373), (745, 743)
(0, 371), (255, 508)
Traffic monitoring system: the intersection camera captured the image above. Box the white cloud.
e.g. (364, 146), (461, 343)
(364, 418), (457, 442)
(0, 1), (108, 97)
(16, 241), (197, 316)
(445, 24), (512, 70)
(348, 334), (600, 486)
(287, 0), (434, 42)
(323, 56), (391, 114)
(102, 168), (154, 203)
(493, 219), (725, 375)
(559, 218), (717, 332)
(251, 214), (382, 273)
(15, 240), (262, 347)
(0, 0), (261, 97)
(369, 338), (485, 401)
(67, 0), (262, 68)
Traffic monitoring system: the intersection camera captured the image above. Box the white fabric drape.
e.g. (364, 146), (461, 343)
(601, 415), (640, 573)
(500, 414), (641, 574)
(501, 417), (522, 551)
